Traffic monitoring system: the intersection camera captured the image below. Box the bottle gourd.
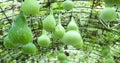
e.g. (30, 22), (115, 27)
(62, 30), (83, 48)
(99, 8), (117, 21)
(57, 52), (67, 62)
(67, 17), (79, 32)
(8, 11), (33, 45)
(42, 9), (56, 32)
(52, 13), (65, 39)
(62, 0), (74, 11)
(22, 43), (37, 54)
(21, 0), (39, 16)
(37, 30), (51, 47)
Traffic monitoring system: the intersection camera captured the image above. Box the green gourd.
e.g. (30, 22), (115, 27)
(8, 11), (33, 45)
(62, 0), (74, 11)
(22, 43), (37, 54)
(99, 8), (117, 21)
(42, 9), (56, 32)
(3, 36), (18, 49)
(37, 30), (51, 47)
(62, 30), (83, 47)
(57, 52), (67, 61)
(52, 13), (65, 39)
(67, 17), (79, 32)
(21, 0), (39, 16)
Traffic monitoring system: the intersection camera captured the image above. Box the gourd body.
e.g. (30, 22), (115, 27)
(8, 12), (33, 45)
(62, 0), (74, 10)
(21, 0), (39, 16)
(99, 8), (117, 21)
(52, 24), (65, 39)
(43, 11), (56, 32)
(37, 30), (51, 47)
(3, 36), (18, 49)
(57, 52), (67, 61)
(62, 30), (83, 47)
(22, 43), (37, 54)
(52, 13), (65, 39)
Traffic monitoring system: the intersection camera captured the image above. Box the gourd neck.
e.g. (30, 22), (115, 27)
(58, 13), (61, 24)
(14, 11), (28, 26)
(71, 17), (75, 22)
(50, 8), (53, 15)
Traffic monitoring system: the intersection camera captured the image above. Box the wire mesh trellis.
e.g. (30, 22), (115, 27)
(0, 0), (120, 63)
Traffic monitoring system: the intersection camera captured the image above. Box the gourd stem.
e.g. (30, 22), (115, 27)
(71, 10), (73, 17)
(99, 19), (109, 29)
(50, 8), (53, 15)
(58, 12), (61, 24)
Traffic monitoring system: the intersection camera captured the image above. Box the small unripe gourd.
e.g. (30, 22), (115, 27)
(42, 9), (56, 32)
(62, 0), (74, 11)
(52, 13), (65, 39)
(99, 8), (117, 21)
(3, 36), (18, 49)
(22, 43), (37, 54)
(21, 0), (39, 16)
(67, 17), (79, 32)
(8, 11), (33, 45)
(37, 30), (51, 47)
(57, 52), (67, 61)
(62, 30), (83, 47)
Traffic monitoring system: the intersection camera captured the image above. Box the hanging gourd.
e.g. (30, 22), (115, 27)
(21, 0), (39, 16)
(22, 43), (37, 54)
(67, 17), (79, 32)
(99, 7), (117, 21)
(37, 30), (51, 47)
(57, 52), (67, 62)
(62, 0), (74, 11)
(42, 9), (56, 32)
(62, 30), (83, 48)
(3, 36), (18, 49)
(52, 13), (65, 39)
(8, 11), (33, 45)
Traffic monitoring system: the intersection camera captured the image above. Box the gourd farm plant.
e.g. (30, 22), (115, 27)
(0, 0), (120, 63)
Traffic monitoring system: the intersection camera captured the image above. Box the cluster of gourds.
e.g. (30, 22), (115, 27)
(4, 0), (39, 54)
(3, 0), (83, 62)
